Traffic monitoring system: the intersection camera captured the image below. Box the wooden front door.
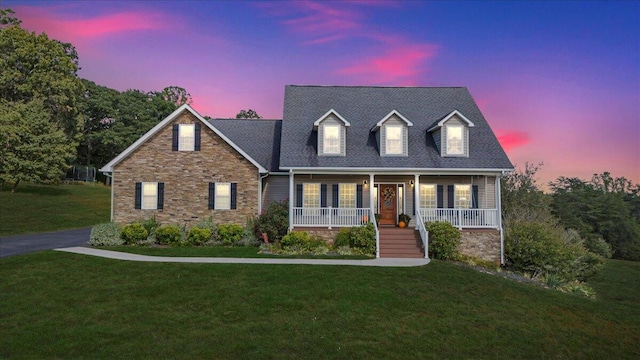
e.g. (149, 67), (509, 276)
(379, 184), (397, 225)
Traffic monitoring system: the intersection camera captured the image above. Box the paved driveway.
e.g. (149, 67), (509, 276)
(0, 227), (91, 258)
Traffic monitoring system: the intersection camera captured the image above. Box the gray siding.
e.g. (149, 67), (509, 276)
(317, 116), (346, 156)
(417, 175), (496, 208)
(262, 175), (289, 209)
(294, 174), (371, 208)
(380, 116), (408, 157)
(432, 129), (442, 154)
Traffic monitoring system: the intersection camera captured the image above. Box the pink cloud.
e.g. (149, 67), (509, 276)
(13, 5), (170, 41)
(337, 43), (438, 84)
(496, 130), (531, 152)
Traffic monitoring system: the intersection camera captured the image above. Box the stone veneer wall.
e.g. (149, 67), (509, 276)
(112, 111), (259, 226)
(458, 229), (501, 262)
(293, 228), (343, 244)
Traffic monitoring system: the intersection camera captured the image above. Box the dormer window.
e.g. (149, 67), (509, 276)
(446, 125), (464, 155)
(314, 109), (349, 156)
(371, 110), (412, 157)
(427, 110), (474, 158)
(385, 125), (403, 155)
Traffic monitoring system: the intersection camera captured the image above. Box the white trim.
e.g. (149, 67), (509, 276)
(313, 109), (350, 128)
(214, 182), (232, 210)
(384, 124), (404, 155)
(99, 104), (268, 173)
(427, 110), (475, 132)
(288, 170), (294, 231)
(280, 167), (513, 175)
(371, 109), (413, 131)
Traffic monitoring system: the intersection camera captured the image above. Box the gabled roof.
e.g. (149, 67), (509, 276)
(427, 110), (475, 132)
(313, 109), (350, 130)
(371, 109), (413, 132)
(99, 104), (268, 173)
(279, 85), (513, 171)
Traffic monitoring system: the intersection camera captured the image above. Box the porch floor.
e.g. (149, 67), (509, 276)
(378, 226), (424, 258)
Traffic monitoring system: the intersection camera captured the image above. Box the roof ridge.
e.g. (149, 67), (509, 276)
(286, 85), (467, 89)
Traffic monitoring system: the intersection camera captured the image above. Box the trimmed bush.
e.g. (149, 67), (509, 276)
(334, 228), (351, 248)
(89, 222), (123, 246)
(331, 223), (376, 256)
(217, 224), (244, 245)
(120, 223), (148, 245)
(280, 231), (325, 252)
(187, 226), (211, 246)
(155, 225), (182, 246)
(425, 221), (461, 260)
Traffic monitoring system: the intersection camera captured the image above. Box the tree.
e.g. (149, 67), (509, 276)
(161, 86), (192, 107)
(236, 109), (261, 119)
(0, 100), (75, 192)
(0, 8), (21, 26)
(501, 162), (555, 227)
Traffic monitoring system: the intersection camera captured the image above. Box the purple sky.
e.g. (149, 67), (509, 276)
(7, 1), (639, 186)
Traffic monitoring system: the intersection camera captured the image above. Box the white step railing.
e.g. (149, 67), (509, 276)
(415, 208), (429, 259)
(371, 208), (380, 258)
(292, 207), (371, 228)
(418, 208), (499, 229)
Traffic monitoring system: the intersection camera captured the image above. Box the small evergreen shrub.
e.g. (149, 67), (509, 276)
(217, 224), (244, 245)
(426, 221), (461, 260)
(155, 225), (182, 245)
(187, 226), (211, 246)
(281, 230), (311, 250)
(254, 200), (289, 242)
(141, 215), (160, 236)
(334, 228), (351, 248)
(120, 223), (148, 245)
(89, 222), (123, 246)
(331, 224), (376, 256)
(584, 234), (613, 259)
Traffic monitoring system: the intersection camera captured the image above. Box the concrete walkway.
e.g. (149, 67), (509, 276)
(55, 247), (430, 267)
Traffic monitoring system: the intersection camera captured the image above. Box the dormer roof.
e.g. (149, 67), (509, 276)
(370, 110), (413, 132)
(313, 109), (350, 130)
(427, 110), (475, 132)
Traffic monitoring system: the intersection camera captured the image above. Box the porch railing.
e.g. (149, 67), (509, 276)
(418, 208), (499, 229)
(291, 207), (371, 228)
(415, 208), (429, 259)
(370, 208), (380, 258)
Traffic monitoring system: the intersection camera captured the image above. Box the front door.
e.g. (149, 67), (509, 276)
(379, 184), (397, 225)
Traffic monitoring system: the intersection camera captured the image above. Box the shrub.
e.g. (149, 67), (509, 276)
(281, 230), (310, 250)
(334, 228), (351, 248)
(349, 223), (376, 255)
(155, 225), (182, 246)
(217, 224), (244, 245)
(584, 234), (613, 259)
(426, 221), (461, 260)
(89, 222), (123, 246)
(254, 200), (289, 242)
(141, 215), (160, 236)
(238, 217), (260, 246)
(187, 226), (211, 246)
(120, 223), (149, 245)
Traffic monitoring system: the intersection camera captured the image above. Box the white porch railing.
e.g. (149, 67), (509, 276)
(415, 208), (429, 259)
(291, 207), (371, 228)
(418, 208), (499, 229)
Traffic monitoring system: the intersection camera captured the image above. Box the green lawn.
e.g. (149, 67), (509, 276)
(0, 183), (110, 236)
(0, 252), (637, 359)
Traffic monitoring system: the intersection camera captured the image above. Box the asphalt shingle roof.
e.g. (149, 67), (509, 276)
(279, 85), (513, 170)
(208, 119), (282, 172)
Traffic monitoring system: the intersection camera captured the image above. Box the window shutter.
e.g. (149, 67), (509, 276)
(172, 124), (179, 151)
(447, 185), (454, 208)
(194, 123), (201, 151)
(296, 184), (303, 207)
(332, 184), (339, 207)
(157, 182), (164, 209)
(230, 183), (237, 209)
(208, 182), (215, 209)
(472, 185), (479, 209)
(135, 182), (142, 209)
(437, 185), (443, 208)
(320, 184), (327, 208)
(356, 185), (363, 208)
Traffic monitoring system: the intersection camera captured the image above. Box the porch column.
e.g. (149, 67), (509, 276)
(369, 173), (375, 216)
(496, 175), (504, 264)
(288, 169), (294, 231)
(414, 174), (420, 229)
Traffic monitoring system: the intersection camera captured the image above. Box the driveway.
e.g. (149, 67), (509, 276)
(0, 227), (91, 258)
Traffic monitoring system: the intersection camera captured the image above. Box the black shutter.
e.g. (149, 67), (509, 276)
(208, 182), (215, 209)
(447, 185), (454, 208)
(332, 184), (339, 207)
(320, 184), (327, 208)
(437, 185), (443, 208)
(172, 124), (179, 151)
(230, 183), (237, 209)
(356, 185), (363, 208)
(157, 182), (164, 209)
(194, 123), (201, 151)
(135, 182), (142, 209)
(296, 184), (303, 207)
(472, 185), (479, 209)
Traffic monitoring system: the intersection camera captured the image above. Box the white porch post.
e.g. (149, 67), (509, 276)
(369, 173), (375, 216)
(414, 174), (420, 229)
(496, 175), (504, 264)
(288, 169), (294, 231)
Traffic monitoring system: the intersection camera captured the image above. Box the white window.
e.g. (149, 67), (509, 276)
(142, 182), (158, 210)
(455, 184), (471, 208)
(385, 125), (403, 155)
(323, 125), (340, 154)
(446, 125), (463, 155)
(303, 183), (320, 208)
(179, 124), (195, 151)
(215, 183), (231, 210)
(420, 184), (436, 208)
(339, 183), (356, 208)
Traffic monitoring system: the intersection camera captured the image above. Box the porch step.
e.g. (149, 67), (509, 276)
(378, 227), (424, 258)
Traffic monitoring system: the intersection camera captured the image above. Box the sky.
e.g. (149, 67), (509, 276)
(5, 0), (639, 187)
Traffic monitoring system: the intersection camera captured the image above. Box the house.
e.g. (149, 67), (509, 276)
(100, 85), (513, 262)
